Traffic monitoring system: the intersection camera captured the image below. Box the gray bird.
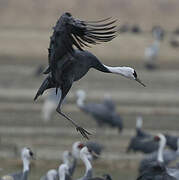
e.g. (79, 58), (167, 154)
(76, 90), (123, 132)
(0, 147), (34, 180)
(34, 12), (145, 139)
(137, 134), (177, 180)
(126, 116), (157, 154)
(77, 146), (93, 180)
(139, 134), (179, 174)
(77, 146), (112, 180)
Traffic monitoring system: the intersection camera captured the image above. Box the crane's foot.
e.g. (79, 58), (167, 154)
(76, 126), (92, 140)
(57, 109), (92, 139)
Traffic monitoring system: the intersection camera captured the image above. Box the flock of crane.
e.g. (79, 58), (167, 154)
(1, 125), (179, 180)
(1, 12), (179, 180)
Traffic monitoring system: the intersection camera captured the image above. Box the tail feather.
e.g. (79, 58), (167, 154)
(34, 77), (52, 101)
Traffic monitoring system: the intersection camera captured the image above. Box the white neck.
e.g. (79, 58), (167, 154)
(103, 65), (133, 79)
(136, 117), (143, 129)
(81, 153), (92, 174)
(77, 95), (85, 107)
(177, 138), (179, 152)
(63, 157), (70, 167)
(157, 139), (166, 163)
(22, 157), (30, 172)
(58, 167), (66, 180)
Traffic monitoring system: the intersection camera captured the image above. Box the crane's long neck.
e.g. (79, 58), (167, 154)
(22, 157), (30, 173)
(92, 55), (133, 78)
(58, 167), (66, 180)
(136, 117), (143, 129)
(77, 95), (85, 107)
(63, 155), (70, 168)
(81, 154), (92, 178)
(157, 139), (165, 163)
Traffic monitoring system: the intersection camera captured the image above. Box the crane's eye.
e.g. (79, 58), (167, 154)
(133, 70), (137, 78)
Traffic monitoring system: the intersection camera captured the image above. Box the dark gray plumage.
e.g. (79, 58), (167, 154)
(76, 90), (123, 132)
(88, 174), (112, 180)
(126, 116), (157, 153)
(139, 134), (179, 174)
(137, 162), (177, 180)
(165, 134), (179, 151)
(0, 148), (34, 180)
(127, 137), (158, 154)
(34, 12), (145, 139)
(85, 141), (104, 159)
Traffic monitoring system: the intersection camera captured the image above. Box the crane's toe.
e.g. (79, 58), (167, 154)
(76, 126), (92, 139)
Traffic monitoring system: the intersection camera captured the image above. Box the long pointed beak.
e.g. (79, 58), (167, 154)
(135, 78), (146, 87)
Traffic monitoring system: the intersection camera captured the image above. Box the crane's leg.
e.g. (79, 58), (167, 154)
(56, 82), (91, 139)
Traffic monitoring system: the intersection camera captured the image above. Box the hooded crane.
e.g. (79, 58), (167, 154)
(0, 147), (34, 180)
(144, 26), (163, 70)
(72, 141), (103, 160)
(135, 116), (151, 138)
(139, 134), (179, 174)
(34, 12), (145, 139)
(137, 134), (177, 180)
(126, 116), (158, 154)
(68, 141), (103, 176)
(77, 146), (112, 180)
(76, 90), (123, 132)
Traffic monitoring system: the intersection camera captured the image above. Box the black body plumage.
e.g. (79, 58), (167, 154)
(137, 162), (177, 180)
(34, 12), (118, 139)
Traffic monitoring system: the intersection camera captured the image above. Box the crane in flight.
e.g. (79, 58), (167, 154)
(34, 12), (145, 139)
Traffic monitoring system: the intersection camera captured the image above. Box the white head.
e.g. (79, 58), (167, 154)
(21, 147), (34, 160)
(103, 65), (146, 87)
(136, 116), (143, 129)
(72, 141), (84, 159)
(58, 164), (69, 177)
(47, 169), (58, 180)
(80, 146), (93, 161)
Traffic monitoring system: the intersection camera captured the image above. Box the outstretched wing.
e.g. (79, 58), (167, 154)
(68, 16), (118, 49)
(47, 12), (118, 74)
